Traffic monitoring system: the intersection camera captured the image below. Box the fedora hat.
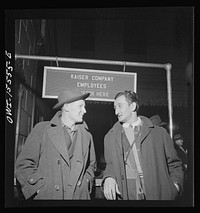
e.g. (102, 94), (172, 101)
(174, 133), (183, 141)
(53, 88), (90, 109)
(149, 115), (167, 126)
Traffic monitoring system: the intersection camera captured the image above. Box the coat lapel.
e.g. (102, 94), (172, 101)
(47, 125), (70, 166)
(81, 124), (90, 157)
(47, 111), (70, 166)
(112, 119), (152, 152)
(138, 116), (152, 145)
(67, 124), (90, 198)
(68, 126), (84, 182)
(113, 122), (124, 156)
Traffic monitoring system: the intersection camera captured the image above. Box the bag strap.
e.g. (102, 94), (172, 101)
(132, 143), (142, 174)
(124, 125), (141, 163)
(122, 126), (146, 199)
(132, 143), (146, 196)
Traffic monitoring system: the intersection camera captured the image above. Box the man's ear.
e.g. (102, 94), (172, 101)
(130, 102), (137, 112)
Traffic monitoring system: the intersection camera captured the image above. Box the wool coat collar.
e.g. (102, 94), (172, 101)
(110, 115), (154, 151)
(47, 111), (90, 167)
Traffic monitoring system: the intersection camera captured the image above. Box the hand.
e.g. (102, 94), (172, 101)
(103, 177), (121, 200)
(173, 182), (180, 192)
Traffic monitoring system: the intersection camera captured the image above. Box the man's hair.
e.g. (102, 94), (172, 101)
(114, 90), (139, 112)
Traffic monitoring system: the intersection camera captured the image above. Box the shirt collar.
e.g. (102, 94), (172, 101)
(123, 117), (142, 128)
(60, 118), (77, 132)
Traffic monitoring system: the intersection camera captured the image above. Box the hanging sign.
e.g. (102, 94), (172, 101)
(42, 66), (137, 102)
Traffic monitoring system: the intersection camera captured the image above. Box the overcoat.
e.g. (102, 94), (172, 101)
(15, 111), (96, 200)
(103, 116), (184, 200)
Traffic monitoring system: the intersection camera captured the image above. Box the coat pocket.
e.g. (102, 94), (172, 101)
(26, 173), (45, 198)
(168, 178), (179, 200)
(20, 172), (45, 199)
(73, 177), (90, 199)
(27, 173), (44, 185)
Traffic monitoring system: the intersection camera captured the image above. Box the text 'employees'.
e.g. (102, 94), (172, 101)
(77, 82), (106, 89)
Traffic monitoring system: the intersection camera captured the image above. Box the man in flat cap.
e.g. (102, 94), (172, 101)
(15, 88), (96, 200)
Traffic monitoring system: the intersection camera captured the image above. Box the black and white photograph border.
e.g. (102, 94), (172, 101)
(5, 6), (194, 207)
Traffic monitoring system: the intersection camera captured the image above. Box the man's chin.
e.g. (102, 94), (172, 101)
(118, 117), (124, 122)
(77, 117), (83, 123)
(76, 120), (83, 124)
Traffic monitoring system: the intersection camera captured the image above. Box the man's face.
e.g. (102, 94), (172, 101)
(64, 99), (86, 123)
(175, 138), (184, 147)
(114, 95), (134, 123)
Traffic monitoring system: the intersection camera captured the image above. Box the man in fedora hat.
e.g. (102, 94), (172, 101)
(174, 133), (187, 172)
(15, 88), (96, 200)
(149, 114), (169, 133)
(149, 115), (167, 127)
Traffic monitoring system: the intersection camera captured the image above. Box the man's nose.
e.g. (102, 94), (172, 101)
(83, 107), (86, 113)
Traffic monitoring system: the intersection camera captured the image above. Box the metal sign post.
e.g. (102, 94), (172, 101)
(165, 63), (173, 138)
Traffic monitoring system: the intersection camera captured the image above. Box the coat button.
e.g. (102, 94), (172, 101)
(55, 185), (60, 191)
(77, 181), (81, 186)
(121, 175), (124, 180)
(57, 159), (61, 164)
(29, 178), (34, 183)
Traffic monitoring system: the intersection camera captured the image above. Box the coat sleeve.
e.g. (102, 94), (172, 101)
(84, 134), (97, 193)
(102, 133), (117, 184)
(162, 128), (184, 192)
(15, 122), (46, 199)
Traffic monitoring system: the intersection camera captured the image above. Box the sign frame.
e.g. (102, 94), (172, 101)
(42, 66), (137, 102)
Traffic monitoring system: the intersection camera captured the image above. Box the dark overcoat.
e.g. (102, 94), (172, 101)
(103, 116), (184, 200)
(15, 111), (96, 200)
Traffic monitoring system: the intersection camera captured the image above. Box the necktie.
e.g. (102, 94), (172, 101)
(130, 125), (141, 135)
(63, 126), (72, 150)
